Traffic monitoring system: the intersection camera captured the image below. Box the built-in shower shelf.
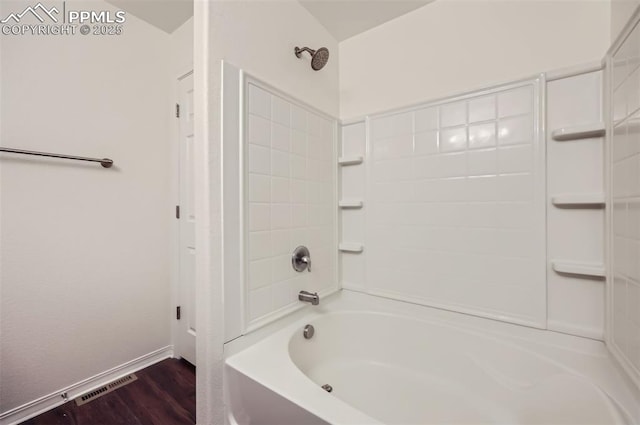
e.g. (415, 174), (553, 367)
(551, 122), (605, 141)
(551, 193), (605, 207)
(552, 260), (605, 278)
(339, 243), (363, 253)
(339, 200), (363, 209)
(338, 155), (364, 166)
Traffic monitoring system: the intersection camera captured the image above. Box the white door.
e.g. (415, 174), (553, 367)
(176, 72), (196, 365)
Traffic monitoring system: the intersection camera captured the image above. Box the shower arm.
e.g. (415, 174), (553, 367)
(295, 47), (316, 58)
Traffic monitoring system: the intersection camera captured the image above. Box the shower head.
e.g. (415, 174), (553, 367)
(295, 46), (330, 71)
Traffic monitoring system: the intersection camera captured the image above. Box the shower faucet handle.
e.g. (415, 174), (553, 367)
(292, 246), (311, 272)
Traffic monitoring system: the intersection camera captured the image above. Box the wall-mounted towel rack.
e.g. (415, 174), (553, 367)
(0, 147), (114, 168)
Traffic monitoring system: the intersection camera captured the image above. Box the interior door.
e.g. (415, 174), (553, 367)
(176, 72), (196, 365)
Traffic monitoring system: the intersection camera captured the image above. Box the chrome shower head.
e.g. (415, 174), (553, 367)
(295, 46), (330, 71)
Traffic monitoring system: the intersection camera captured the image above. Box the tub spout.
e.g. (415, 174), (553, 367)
(299, 290), (319, 305)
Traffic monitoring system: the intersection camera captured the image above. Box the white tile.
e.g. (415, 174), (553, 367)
(272, 150), (290, 177)
(466, 176), (497, 202)
(469, 122), (496, 149)
(498, 86), (532, 118)
(272, 279), (295, 310)
(463, 203), (498, 228)
(467, 148), (497, 177)
(248, 144), (270, 175)
(271, 177), (290, 203)
(373, 135), (413, 160)
(248, 115), (271, 147)
(440, 126), (467, 152)
(271, 204), (292, 230)
(308, 136), (333, 160)
(372, 115), (393, 139)
(271, 229), (292, 256)
(469, 95), (496, 123)
(414, 130), (438, 155)
(291, 154), (306, 180)
(372, 113), (412, 139)
(291, 179), (306, 203)
(272, 255), (294, 283)
(307, 159), (331, 182)
(272, 96), (291, 127)
(249, 203), (270, 231)
(292, 204), (307, 228)
(249, 286), (272, 320)
(374, 158), (414, 182)
(497, 174), (532, 202)
(440, 101), (467, 127)
(249, 231), (271, 260)
(272, 122), (290, 152)
(291, 129), (306, 156)
(498, 115), (533, 146)
(308, 114), (324, 137)
(498, 145), (532, 174)
(415, 177), (466, 202)
(291, 105), (307, 132)
(248, 84), (271, 119)
(249, 258), (272, 289)
(414, 153), (466, 179)
(415, 107), (438, 132)
(249, 174), (270, 202)
(495, 229), (535, 258)
(308, 205), (332, 226)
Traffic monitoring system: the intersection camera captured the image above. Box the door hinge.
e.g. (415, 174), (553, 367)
(176, 103), (180, 118)
(176, 306), (181, 320)
(175, 205), (180, 219)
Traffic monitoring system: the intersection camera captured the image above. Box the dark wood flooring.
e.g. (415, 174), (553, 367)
(21, 359), (195, 425)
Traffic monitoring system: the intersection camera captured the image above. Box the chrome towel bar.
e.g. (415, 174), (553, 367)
(0, 147), (113, 168)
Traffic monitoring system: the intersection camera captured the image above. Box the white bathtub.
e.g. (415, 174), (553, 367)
(225, 290), (640, 425)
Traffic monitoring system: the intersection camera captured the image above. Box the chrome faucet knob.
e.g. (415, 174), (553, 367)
(292, 246), (311, 272)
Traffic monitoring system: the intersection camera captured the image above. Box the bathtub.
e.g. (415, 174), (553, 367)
(225, 290), (640, 424)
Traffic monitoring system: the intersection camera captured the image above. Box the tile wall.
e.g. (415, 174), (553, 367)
(361, 80), (547, 327)
(246, 82), (337, 324)
(610, 20), (640, 380)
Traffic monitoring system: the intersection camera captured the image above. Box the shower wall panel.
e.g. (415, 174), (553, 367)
(609, 17), (640, 387)
(245, 80), (338, 327)
(364, 78), (547, 328)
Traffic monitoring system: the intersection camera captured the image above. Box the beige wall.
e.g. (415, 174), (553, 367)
(339, 0), (611, 120)
(0, 0), (173, 415)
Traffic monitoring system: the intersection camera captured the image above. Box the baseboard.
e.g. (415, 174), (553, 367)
(0, 345), (174, 425)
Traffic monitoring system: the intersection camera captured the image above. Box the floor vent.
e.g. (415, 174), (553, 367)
(74, 374), (138, 406)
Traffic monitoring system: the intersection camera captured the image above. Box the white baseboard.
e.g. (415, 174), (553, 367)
(0, 345), (174, 425)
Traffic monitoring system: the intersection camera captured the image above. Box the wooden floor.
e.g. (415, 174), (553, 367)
(21, 359), (195, 425)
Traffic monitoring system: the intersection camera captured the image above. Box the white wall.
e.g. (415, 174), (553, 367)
(0, 0), (172, 415)
(205, 1), (339, 423)
(339, 0), (611, 120)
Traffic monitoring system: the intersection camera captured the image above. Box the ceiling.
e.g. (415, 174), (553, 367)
(299, 0), (433, 41)
(105, 0), (193, 34)
(104, 0), (432, 39)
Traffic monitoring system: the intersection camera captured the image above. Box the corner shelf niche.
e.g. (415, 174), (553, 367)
(552, 260), (605, 278)
(551, 193), (605, 207)
(339, 243), (363, 253)
(551, 122), (605, 141)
